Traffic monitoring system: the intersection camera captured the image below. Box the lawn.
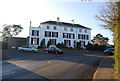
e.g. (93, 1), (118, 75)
(37, 47), (88, 52)
(59, 48), (88, 52)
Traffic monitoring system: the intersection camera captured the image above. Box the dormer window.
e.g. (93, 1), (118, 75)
(53, 26), (57, 30)
(70, 28), (73, 32)
(85, 30), (87, 33)
(64, 27), (67, 31)
(79, 29), (82, 32)
(46, 26), (50, 29)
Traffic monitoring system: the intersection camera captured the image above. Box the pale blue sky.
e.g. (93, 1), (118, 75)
(0, 0), (113, 44)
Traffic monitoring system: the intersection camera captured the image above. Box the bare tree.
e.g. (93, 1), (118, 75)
(96, 2), (119, 32)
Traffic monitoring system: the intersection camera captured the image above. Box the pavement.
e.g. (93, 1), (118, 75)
(93, 56), (116, 80)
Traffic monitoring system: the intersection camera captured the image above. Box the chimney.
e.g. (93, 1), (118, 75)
(30, 21), (32, 27)
(57, 17), (60, 22)
(71, 19), (74, 24)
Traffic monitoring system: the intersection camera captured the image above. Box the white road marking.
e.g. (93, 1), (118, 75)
(0, 72), (15, 76)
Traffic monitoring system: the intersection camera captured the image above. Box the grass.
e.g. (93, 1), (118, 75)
(59, 48), (87, 51)
(37, 48), (45, 51)
(37, 47), (88, 52)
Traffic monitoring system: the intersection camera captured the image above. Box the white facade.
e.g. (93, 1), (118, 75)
(29, 21), (91, 48)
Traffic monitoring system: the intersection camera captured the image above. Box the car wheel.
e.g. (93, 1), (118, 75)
(55, 52), (58, 54)
(104, 52), (106, 54)
(32, 50), (35, 53)
(20, 49), (23, 52)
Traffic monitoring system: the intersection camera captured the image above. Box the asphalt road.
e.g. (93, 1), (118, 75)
(1, 50), (109, 80)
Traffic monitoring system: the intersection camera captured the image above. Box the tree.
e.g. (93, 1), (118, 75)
(91, 33), (109, 45)
(0, 24), (23, 38)
(40, 39), (45, 48)
(96, 2), (120, 80)
(47, 40), (50, 47)
(96, 2), (119, 32)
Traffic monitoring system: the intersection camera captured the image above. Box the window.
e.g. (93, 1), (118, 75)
(49, 39), (57, 45)
(45, 31), (51, 37)
(78, 34), (80, 39)
(83, 41), (86, 46)
(64, 40), (71, 47)
(63, 33), (75, 39)
(45, 31), (58, 37)
(31, 38), (39, 45)
(64, 27), (67, 31)
(82, 35), (84, 39)
(70, 28), (73, 31)
(46, 26), (50, 29)
(86, 35), (89, 40)
(85, 30), (87, 33)
(83, 35), (85, 39)
(73, 34), (75, 39)
(32, 30), (39, 36)
(52, 32), (58, 37)
(53, 26), (57, 30)
(63, 33), (68, 38)
(79, 29), (82, 32)
(69, 34), (75, 39)
(78, 34), (82, 39)
(68, 34), (71, 39)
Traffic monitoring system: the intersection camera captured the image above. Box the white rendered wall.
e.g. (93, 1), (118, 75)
(29, 24), (91, 48)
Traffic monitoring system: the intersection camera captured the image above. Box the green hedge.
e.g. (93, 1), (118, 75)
(114, 2), (120, 80)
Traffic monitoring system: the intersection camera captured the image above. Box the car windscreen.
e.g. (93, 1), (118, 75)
(107, 48), (114, 51)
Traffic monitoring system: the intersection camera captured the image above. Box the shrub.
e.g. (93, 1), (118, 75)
(86, 43), (93, 50)
(99, 45), (107, 51)
(40, 39), (45, 48)
(86, 43), (107, 51)
(38, 46), (42, 48)
(56, 43), (67, 48)
(93, 44), (99, 50)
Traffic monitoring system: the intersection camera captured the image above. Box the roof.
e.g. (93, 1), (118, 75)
(41, 21), (91, 30)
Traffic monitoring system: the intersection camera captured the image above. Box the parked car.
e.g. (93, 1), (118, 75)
(18, 46), (38, 53)
(45, 47), (64, 54)
(104, 48), (114, 55)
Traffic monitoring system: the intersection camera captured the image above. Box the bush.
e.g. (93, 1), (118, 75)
(86, 43), (93, 50)
(56, 43), (67, 48)
(38, 46), (42, 48)
(99, 45), (107, 51)
(93, 44), (99, 50)
(40, 39), (45, 48)
(86, 43), (107, 51)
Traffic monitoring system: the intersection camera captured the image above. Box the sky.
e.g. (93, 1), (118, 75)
(0, 0), (114, 45)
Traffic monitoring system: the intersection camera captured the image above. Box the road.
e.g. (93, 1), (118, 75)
(1, 50), (109, 80)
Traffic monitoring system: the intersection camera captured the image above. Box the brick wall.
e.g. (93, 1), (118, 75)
(7, 37), (28, 49)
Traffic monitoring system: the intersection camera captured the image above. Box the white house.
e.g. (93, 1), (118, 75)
(29, 20), (91, 48)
